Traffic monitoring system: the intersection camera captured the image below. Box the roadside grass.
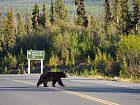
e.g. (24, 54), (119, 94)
(66, 70), (140, 83)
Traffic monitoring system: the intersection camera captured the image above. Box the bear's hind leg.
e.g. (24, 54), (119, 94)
(52, 80), (57, 87)
(37, 80), (43, 87)
(37, 82), (41, 87)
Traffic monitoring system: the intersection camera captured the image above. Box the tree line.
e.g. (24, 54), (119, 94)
(0, 0), (140, 81)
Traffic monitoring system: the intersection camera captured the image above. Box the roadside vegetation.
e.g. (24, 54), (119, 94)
(0, 0), (140, 82)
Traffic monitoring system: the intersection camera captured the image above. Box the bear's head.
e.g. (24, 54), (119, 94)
(60, 72), (67, 78)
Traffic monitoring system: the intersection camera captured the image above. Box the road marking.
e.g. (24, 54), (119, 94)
(13, 80), (120, 105)
(63, 90), (119, 105)
(13, 80), (35, 85)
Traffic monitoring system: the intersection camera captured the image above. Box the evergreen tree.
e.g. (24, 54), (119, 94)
(119, 0), (131, 34)
(61, 48), (69, 66)
(40, 2), (50, 27)
(50, 0), (55, 24)
(9, 54), (17, 69)
(111, 0), (120, 31)
(71, 31), (78, 52)
(55, 0), (69, 24)
(102, 53), (111, 75)
(0, 34), (3, 51)
(17, 48), (25, 68)
(16, 13), (26, 37)
(120, 57), (128, 78)
(25, 14), (33, 34)
(49, 53), (58, 68)
(5, 8), (16, 51)
(75, 0), (88, 27)
(70, 48), (75, 66)
(40, 2), (46, 27)
(95, 47), (102, 62)
(32, 3), (40, 29)
(0, 16), (5, 52)
(87, 55), (91, 64)
(0, 13), (2, 48)
(0, 17), (7, 52)
(90, 16), (98, 31)
(70, 31), (78, 66)
(132, 0), (140, 32)
(104, 0), (111, 35)
(94, 48), (111, 75)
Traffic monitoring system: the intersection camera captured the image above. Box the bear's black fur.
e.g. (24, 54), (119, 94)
(37, 72), (67, 87)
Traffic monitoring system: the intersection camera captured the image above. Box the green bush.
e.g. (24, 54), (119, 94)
(51, 68), (60, 72)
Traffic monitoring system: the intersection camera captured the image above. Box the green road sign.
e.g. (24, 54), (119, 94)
(27, 50), (45, 60)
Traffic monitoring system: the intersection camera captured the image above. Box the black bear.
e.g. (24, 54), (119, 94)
(37, 72), (67, 87)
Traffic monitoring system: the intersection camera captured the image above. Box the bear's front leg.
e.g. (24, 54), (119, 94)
(57, 79), (65, 87)
(43, 81), (48, 87)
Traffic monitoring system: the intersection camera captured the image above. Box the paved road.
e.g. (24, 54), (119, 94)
(0, 75), (140, 105)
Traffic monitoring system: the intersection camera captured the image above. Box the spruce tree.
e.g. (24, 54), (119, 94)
(50, 0), (55, 24)
(70, 48), (75, 66)
(40, 3), (46, 27)
(120, 57), (128, 78)
(111, 0), (118, 21)
(75, 0), (88, 27)
(90, 15), (98, 31)
(49, 53), (58, 68)
(40, 2), (50, 27)
(0, 17), (7, 52)
(5, 8), (16, 51)
(32, 3), (40, 29)
(111, 0), (120, 30)
(61, 49), (69, 66)
(87, 55), (91, 64)
(0, 15), (4, 51)
(104, 0), (111, 35)
(132, 0), (140, 32)
(0, 30), (2, 51)
(16, 13), (26, 37)
(95, 47), (102, 62)
(54, 0), (69, 24)
(119, 0), (131, 34)
(25, 14), (33, 34)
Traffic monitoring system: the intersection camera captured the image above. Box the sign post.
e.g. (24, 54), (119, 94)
(28, 59), (30, 74)
(27, 50), (45, 74)
(41, 59), (43, 74)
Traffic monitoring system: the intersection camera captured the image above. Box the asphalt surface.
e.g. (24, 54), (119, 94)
(0, 75), (140, 105)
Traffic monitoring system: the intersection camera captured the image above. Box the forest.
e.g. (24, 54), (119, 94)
(0, 0), (140, 82)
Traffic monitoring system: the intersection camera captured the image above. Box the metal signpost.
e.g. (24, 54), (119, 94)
(27, 50), (45, 74)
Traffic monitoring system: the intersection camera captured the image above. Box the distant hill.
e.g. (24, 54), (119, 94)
(0, 0), (103, 5)
(0, 0), (104, 16)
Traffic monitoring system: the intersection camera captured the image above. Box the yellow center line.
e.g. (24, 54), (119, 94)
(13, 80), (120, 105)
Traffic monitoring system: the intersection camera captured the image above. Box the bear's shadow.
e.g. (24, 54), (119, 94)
(0, 86), (57, 92)
(59, 86), (140, 94)
(0, 86), (140, 94)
